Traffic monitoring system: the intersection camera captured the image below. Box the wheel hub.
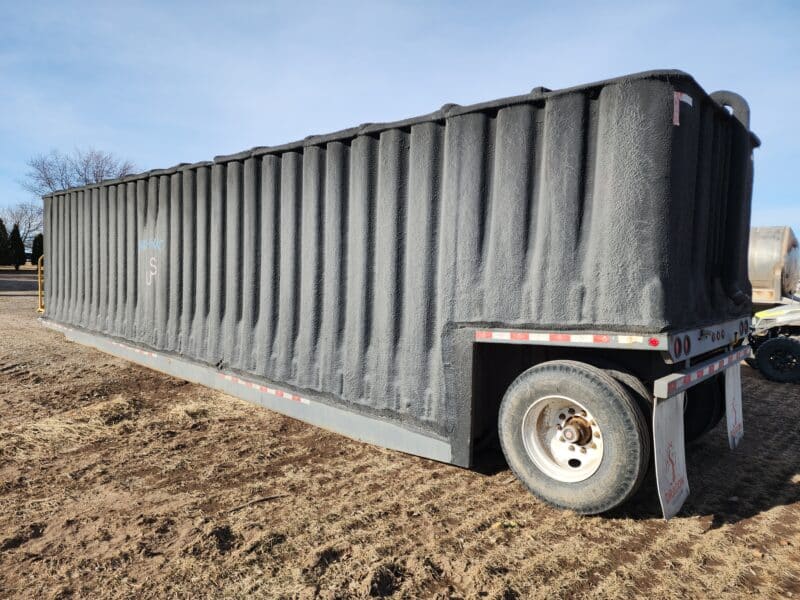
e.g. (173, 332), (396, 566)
(770, 349), (798, 372)
(521, 395), (604, 483)
(562, 416), (592, 445)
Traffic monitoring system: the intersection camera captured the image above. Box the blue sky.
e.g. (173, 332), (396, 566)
(1, 0), (798, 232)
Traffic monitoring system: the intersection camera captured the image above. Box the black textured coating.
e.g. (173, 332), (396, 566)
(42, 69), (757, 442)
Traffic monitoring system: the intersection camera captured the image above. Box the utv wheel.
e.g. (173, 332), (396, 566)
(756, 337), (800, 383)
(683, 375), (725, 443)
(498, 360), (651, 514)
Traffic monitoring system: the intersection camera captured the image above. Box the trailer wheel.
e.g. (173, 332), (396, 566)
(602, 368), (652, 421)
(755, 337), (800, 383)
(683, 375), (725, 443)
(498, 360), (650, 514)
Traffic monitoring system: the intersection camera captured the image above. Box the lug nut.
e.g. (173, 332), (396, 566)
(580, 447), (587, 454)
(556, 424), (562, 430)
(559, 436), (565, 443)
(568, 445), (575, 451)
(590, 443), (597, 449)
(559, 413), (565, 420)
(594, 431), (601, 438)
(580, 410), (587, 417)
(568, 408), (575, 414)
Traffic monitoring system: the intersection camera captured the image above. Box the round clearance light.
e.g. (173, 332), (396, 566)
(648, 337), (659, 347)
(683, 335), (691, 355)
(673, 338), (682, 358)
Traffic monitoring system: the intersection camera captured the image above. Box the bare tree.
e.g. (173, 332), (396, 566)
(22, 148), (137, 197)
(69, 148), (137, 190)
(14, 148), (136, 248)
(0, 201), (43, 247)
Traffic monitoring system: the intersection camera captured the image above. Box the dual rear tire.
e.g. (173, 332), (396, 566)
(683, 375), (725, 443)
(498, 360), (651, 515)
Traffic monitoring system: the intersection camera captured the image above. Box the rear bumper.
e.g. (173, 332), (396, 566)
(653, 346), (749, 398)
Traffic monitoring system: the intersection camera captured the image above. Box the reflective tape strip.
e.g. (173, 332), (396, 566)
(549, 333), (571, 342)
(663, 347), (750, 396)
(41, 319), (310, 405)
(111, 340), (158, 358)
(570, 334), (594, 343)
(42, 320), (161, 357)
(217, 372), (310, 404)
(44, 321), (74, 334)
(528, 333), (550, 342)
(474, 330), (656, 348)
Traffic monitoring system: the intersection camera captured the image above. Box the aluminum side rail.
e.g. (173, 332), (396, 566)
(475, 317), (751, 363)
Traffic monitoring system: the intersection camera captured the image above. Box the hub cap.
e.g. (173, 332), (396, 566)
(521, 395), (604, 483)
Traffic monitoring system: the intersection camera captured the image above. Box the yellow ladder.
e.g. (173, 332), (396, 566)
(37, 255), (45, 313)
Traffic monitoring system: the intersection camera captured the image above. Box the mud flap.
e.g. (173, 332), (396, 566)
(651, 346), (749, 519)
(653, 393), (690, 519)
(725, 363), (744, 449)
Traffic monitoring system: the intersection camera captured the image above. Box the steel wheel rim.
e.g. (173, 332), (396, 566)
(521, 395), (604, 483)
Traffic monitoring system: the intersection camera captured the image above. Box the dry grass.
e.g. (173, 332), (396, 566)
(0, 293), (799, 599)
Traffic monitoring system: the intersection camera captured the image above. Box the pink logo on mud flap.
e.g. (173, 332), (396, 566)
(663, 442), (686, 504)
(730, 398), (743, 438)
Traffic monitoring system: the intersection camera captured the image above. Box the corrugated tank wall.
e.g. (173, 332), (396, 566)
(43, 70), (757, 436)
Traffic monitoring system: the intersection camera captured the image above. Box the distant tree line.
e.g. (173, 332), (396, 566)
(0, 219), (30, 270)
(0, 147), (135, 270)
(0, 201), (42, 249)
(23, 147), (137, 198)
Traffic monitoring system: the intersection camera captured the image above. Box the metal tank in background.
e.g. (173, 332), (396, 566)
(748, 226), (800, 382)
(748, 226), (799, 306)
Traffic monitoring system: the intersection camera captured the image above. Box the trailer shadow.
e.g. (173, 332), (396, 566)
(475, 366), (800, 524)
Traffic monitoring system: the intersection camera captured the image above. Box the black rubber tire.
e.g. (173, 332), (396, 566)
(755, 337), (800, 383)
(567, 356), (653, 421)
(683, 375), (725, 443)
(602, 368), (655, 482)
(603, 368), (652, 421)
(498, 360), (651, 515)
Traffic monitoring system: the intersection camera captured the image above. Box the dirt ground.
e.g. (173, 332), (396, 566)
(1, 282), (799, 599)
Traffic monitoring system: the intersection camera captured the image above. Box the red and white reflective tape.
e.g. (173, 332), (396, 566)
(111, 340), (158, 359)
(666, 347), (749, 395)
(45, 321), (160, 359)
(218, 373), (310, 405)
(46, 321), (74, 334)
(673, 91), (693, 126)
(475, 329), (664, 349)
